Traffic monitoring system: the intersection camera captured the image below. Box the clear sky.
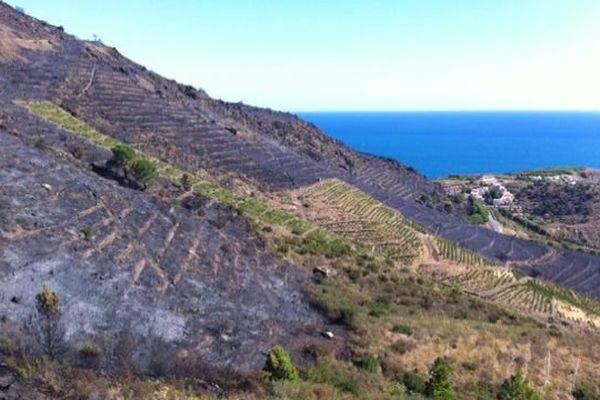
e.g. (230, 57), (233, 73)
(7, 1), (600, 111)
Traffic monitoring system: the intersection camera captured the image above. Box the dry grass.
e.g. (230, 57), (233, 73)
(0, 23), (55, 62)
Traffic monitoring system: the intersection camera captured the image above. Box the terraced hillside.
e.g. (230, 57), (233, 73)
(434, 237), (496, 267)
(276, 179), (507, 270)
(0, 130), (326, 371)
(282, 180), (423, 263)
(434, 267), (600, 327)
(2, 1), (600, 300)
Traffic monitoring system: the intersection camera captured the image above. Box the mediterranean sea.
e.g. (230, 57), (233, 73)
(299, 112), (600, 179)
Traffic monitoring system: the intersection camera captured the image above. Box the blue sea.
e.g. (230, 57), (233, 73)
(299, 112), (600, 179)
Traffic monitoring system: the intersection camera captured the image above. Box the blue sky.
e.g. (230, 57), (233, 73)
(7, 1), (600, 111)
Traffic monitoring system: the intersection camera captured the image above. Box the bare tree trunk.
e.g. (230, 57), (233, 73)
(571, 356), (580, 394)
(544, 349), (552, 388)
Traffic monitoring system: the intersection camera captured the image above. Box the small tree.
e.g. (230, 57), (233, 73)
(34, 284), (63, 360)
(498, 372), (542, 400)
(425, 357), (456, 400)
(180, 173), (193, 191)
(400, 370), (427, 395)
(573, 382), (600, 400)
(264, 345), (299, 382)
(108, 144), (136, 181)
(131, 158), (158, 190)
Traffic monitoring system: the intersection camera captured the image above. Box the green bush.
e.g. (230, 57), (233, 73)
(110, 144), (136, 169)
(498, 372), (541, 400)
(80, 342), (101, 358)
(573, 382), (600, 400)
(34, 137), (47, 150)
(368, 295), (391, 318)
(391, 324), (414, 336)
(452, 193), (465, 204)
(425, 358), (456, 400)
(466, 198), (489, 225)
(0, 337), (15, 353)
(357, 354), (380, 373)
(264, 345), (299, 382)
(305, 358), (360, 395)
(131, 158), (158, 189)
(308, 280), (360, 327)
(390, 340), (408, 355)
(180, 173), (193, 191)
(300, 232), (352, 258)
(71, 145), (87, 159)
(81, 226), (97, 240)
(398, 370), (426, 395)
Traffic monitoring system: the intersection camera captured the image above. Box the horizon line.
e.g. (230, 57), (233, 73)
(291, 109), (600, 114)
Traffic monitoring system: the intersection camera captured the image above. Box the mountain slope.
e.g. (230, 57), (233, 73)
(0, 129), (325, 371)
(2, 3), (600, 398)
(3, 1), (599, 302)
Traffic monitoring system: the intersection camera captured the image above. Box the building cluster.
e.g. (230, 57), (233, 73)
(469, 175), (514, 207)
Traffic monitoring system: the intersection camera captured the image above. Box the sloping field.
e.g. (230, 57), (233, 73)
(434, 237), (496, 267)
(0, 129), (325, 371)
(285, 180), (423, 263)
(438, 267), (600, 327)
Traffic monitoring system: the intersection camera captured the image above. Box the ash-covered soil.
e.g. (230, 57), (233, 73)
(0, 130), (324, 371)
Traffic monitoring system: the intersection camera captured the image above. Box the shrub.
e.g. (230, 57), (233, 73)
(305, 357), (360, 395)
(390, 340), (408, 355)
(71, 145), (87, 159)
(357, 354), (380, 373)
(34, 284), (64, 359)
(391, 324), (414, 336)
(80, 342), (101, 358)
(34, 137), (47, 150)
(264, 345), (299, 382)
(368, 295), (391, 318)
(110, 144), (136, 170)
(308, 280), (359, 327)
(180, 173), (193, 191)
(425, 358), (456, 400)
(573, 382), (600, 400)
(81, 226), (97, 240)
(182, 84), (198, 99)
(466, 198), (489, 225)
(398, 370), (426, 394)
(498, 372), (541, 400)
(131, 158), (158, 189)
(0, 337), (15, 353)
(300, 232), (352, 258)
(453, 193), (465, 204)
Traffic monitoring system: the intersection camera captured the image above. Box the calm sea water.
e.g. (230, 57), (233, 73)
(299, 112), (600, 179)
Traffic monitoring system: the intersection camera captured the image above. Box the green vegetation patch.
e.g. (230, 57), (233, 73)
(512, 167), (585, 178)
(264, 345), (299, 382)
(466, 198), (489, 225)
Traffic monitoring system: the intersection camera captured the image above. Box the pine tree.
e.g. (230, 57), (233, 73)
(34, 284), (63, 359)
(264, 345), (299, 382)
(181, 173), (193, 191)
(425, 357), (456, 400)
(498, 372), (542, 400)
(131, 158), (158, 190)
